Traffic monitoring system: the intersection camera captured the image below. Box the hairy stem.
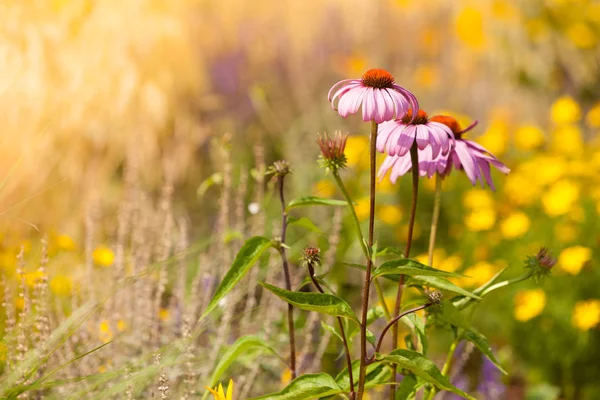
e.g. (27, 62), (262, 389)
(333, 172), (391, 320)
(428, 174), (443, 267)
(308, 265), (355, 399)
(356, 120), (378, 399)
(277, 175), (296, 378)
(390, 143), (419, 400)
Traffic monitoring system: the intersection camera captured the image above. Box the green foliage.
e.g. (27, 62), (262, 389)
(287, 216), (324, 234)
(335, 360), (391, 392)
(248, 373), (343, 400)
(200, 236), (273, 321)
(259, 282), (360, 324)
(407, 276), (480, 299)
(372, 258), (465, 280)
(286, 196), (347, 210)
(396, 375), (418, 400)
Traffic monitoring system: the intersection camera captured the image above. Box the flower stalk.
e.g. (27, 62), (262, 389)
(390, 142), (419, 400)
(428, 174), (443, 267)
(356, 120), (379, 399)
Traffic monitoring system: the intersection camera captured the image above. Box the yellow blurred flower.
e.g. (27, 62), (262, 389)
(345, 136), (369, 169)
(455, 6), (486, 50)
(98, 320), (113, 343)
(572, 300), (600, 331)
(491, 0), (518, 20)
(56, 234), (76, 251)
(355, 197), (370, 221)
(500, 211), (530, 239)
(586, 102), (600, 128)
(415, 249), (445, 266)
(550, 96), (581, 125)
(117, 319), (127, 332)
(464, 262), (496, 286)
(0, 343), (6, 362)
(477, 120), (508, 155)
(24, 270), (45, 287)
(379, 205), (402, 225)
(15, 297), (24, 311)
(159, 308), (171, 322)
(414, 64), (440, 88)
(93, 246), (115, 267)
(464, 208), (496, 232)
(566, 23), (596, 49)
(542, 180), (580, 217)
(50, 275), (73, 296)
(551, 124), (584, 155)
(280, 368), (292, 385)
(514, 289), (546, 322)
(463, 189), (494, 209)
(514, 124), (544, 151)
(396, 222), (422, 242)
(558, 246), (592, 275)
(346, 55), (367, 77)
(440, 255), (463, 272)
(312, 179), (335, 198)
(503, 172), (541, 206)
(526, 18), (549, 42)
(206, 379), (234, 400)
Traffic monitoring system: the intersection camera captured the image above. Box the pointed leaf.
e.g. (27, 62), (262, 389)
(321, 321), (343, 343)
(288, 216), (324, 234)
(462, 330), (507, 375)
(203, 336), (282, 399)
(376, 349), (475, 399)
(401, 313), (428, 355)
(407, 276), (480, 299)
(249, 373), (342, 400)
(259, 282), (359, 324)
(373, 258), (464, 280)
(435, 301), (472, 331)
(396, 374), (418, 400)
(200, 236), (272, 320)
(286, 196), (347, 210)
(335, 360), (391, 391)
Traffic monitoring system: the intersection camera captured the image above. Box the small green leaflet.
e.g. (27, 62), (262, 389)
(249, 373), (343, 400)
(372, 258), (465, 281)
(286, 196), (347, 211)
(287, 216), (324, 234)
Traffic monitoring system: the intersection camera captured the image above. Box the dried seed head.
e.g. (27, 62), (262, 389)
(301, 246), (321, 268)
(317, 131), (348, 172)
(361, 69), (395, 89)
(426, 290), (443, 305)
(266, 160), (291, 177)
(525, 247), (556, 282)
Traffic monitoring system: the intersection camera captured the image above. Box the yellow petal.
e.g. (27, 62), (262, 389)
(226, 379), (233, 400)
(218, 383), (225, 399)
(205, 386), (220, 400)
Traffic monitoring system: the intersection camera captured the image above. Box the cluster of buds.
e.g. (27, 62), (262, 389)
(301, 246), (321, 269)
(317, 131), (348, 173)
(266, 160), (291, 178)
(525, 247), (557, 282)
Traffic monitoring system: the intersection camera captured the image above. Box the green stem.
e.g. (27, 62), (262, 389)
(390, 143), (419, 400)
(428, 174), (443, 267)
(454, 271), (532, 310)
(356, 120), (378, 400)
(426, 338), (459, 400)
(333, 172), (391, 321)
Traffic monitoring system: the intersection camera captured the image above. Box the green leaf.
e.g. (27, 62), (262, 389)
(401, 313), (428, 355)
(260, 282), (360, 324)
(462, 330), (507, 375)
(374, 246), (404, 258)
(376, 349), (475, 400)
(200, 237), (273, 320)
(396, 374), (417, 400)
(321, 321), (343, 343)
(407, 276), (480, 300)
(287, 216), (324, 234)
(249, 373), (342, 400)
(435, 301), (472, 331)
(367, 306), (386, 326)
(197, 172), (223, 197)
(373, 258), (464, 281)
(335, 360), (391, 391)
(286, 196), (347, 210)
(203, 336), (281, 400)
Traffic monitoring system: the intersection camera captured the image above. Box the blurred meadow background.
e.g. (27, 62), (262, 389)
(0, 0), (599, 398)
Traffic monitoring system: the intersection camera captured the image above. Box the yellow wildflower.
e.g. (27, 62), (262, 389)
(572, 300), (600, 331)
(514, 289), (546, 322)
(312, 180), (335, 198)
(503, 172), (541, 206)
(566, 23), (596, 49)
(205, 379), (234, 400)
(550, 96), (581, 125)
(98, 320), (113, 343)
(56, 234), (76, 251)
(558, 246), (592, 275)
(280, 368), (293, 385)
(463, 262), (496, 287)
(542, 180), (580, 217)
(379, 205), (402, 225)
(159, 308), (171, 322)
(586, 102), (600, 128)
(551, 124), (584, 155)
(50, 275), (73, 296)
(355, 197), (370, 221)
(344, 136), (369, 169)
(477, 120), (508, 156)
(464, 208), (496, 232)
(500, 211), (530, 239)
(463, 189), (494, 209)
(24, 270), (45, 287)
(93, 246), (115, 267)
(514, 124), (544, 151)
(440, 255), (463, 272)
(455, 6), (486, 50)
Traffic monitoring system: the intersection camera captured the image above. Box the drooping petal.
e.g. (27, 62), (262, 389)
(337, 86), (367, 117)
(454, 141), (478, 184)
(386, 123), (405, 156)
(415, 125), (429, 150)
(378, 154), (397, 180)
(362, 87), (375, 122)
(379, 88), (396, 122)
(376, 122), (393, 153)
(328, 79), (360, 101)
(387, 89), (411, 119)
(393, 84), (419, 115)
(478, 157), (496, 191)
(395, 125), (416, 156)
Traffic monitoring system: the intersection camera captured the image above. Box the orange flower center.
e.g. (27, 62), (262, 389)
(361, 69), (395, 89)
(401, 109), (429, 125)
(430, 115), (462, 137)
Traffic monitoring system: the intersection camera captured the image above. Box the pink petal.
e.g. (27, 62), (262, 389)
(478, 158), (496, 191)
(338, 87), (367, 117)
(328, 79), (360, 101)
(396, 125), (416, 156)
(362, 87), (375, 122)
(454, 141), (478, 184)
(415, 125), (430, 150)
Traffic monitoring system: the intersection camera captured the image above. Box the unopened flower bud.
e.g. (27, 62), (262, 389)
(525, 247), (556, 282)
(266, 160), (291, 177)
(426, 290), (443, 305)
(301, 246), (321, 268)
(317, 132), (348, 172)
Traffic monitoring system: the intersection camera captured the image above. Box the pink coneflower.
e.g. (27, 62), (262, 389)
(376, 109), (455, 159)
(378, 145), (446, 183)
(429, 115), (510, 190)
(328, 69), (418, 124)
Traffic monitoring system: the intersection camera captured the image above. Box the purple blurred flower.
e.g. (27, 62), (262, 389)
(377, 109), (455, 159)
(328, 69), (418, 124)
(477, 351), (506, 399)
(430, 116), (510, 191)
